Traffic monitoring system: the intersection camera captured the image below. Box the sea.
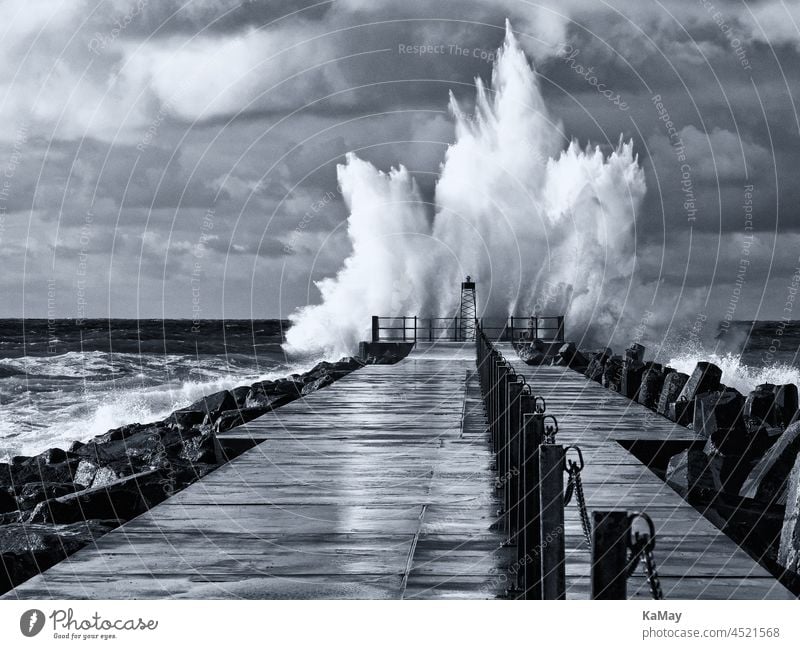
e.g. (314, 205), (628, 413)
(1, 318), (800, 461)
(0, 319), (308, 461)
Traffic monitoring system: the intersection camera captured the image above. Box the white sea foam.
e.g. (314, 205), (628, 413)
(667, 351), (800, 395)
(284, 21), (647, 358)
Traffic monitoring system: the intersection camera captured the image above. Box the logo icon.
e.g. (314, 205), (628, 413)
(20, 609), (45, 637)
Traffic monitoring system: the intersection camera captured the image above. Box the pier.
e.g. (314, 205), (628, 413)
(3, 337), (794, 599)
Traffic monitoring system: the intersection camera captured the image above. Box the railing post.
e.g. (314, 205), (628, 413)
(534, 317), (539, 341)
(519, 401), (544, 599)
(413, 315), (417, 343)
(557, 316), (565, 342)
(510, 317), (514, 342)
(429, 318), (433, 342)
(371, 316), (379, 342)
(591, 511), (630, 600)
(504, 377), (523, 540)
(539, 443), (566, 600)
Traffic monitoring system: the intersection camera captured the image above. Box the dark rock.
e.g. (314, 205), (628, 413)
(517, 342), (547, 365)
(1, 458), (79, 491)
(621, 361), (645, 400)
(601, 357), (623, 392)
(584, 350), (610, 382)
(93, 422), (162, 444)
(552, 342), (588, 369)
(244, 384), (296, 410)
(775, 384), (799, 427)
(230, 386), (251, 409)
(672, 398), (694, 425)
(703, 438), (753, 494)
(14, 482), (77, 511)
(678, 362), (722, 403)
(625, 343), (645, 364)
(656, 372), (689, 417)
(357, 341), (414, 364)
(665, 448), (716, 498)
(0, 520), (116, 594)
(740, 421), (800, 504)
(27, 469), (166, 524)
(68, 440), (85, 454)
(301, 373), (334, 395)
(36, 448), (71, 465)
(637, 365), (669, 410)
(0, 489), (16, 514)
(779, 451), (800, 573)
(170, 390), (236, 429)
(179, 432), (218, 464)
(214, 407), (271, 433)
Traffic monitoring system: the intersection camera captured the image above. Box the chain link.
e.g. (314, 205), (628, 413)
(626, 513), (664, 600)
(563, 446), (591, 547)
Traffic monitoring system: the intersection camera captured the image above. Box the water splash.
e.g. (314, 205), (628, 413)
(285, 21), (646, 358)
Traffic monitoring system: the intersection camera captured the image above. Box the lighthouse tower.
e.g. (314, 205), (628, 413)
(459, 276), (477, 341)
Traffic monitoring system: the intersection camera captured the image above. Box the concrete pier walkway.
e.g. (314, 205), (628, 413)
(5, 343), (509, 599)
(4, 342), (794, 599)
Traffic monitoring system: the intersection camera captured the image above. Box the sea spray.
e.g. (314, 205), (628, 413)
(285, 21), (647, 358)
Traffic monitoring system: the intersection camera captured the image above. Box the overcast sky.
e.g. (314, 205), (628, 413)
(1, 0), (799, 324)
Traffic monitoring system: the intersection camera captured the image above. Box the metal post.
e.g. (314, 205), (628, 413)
(413, 315), (417, 343)
(505, 378), (523, 540)
(591, 511), (630, 600)
(429, 318), (433, 342)
(534, 317), (539, 341)
(539, 444), (566, 600)
(519, 401), (544, 599)
(402, 316), (406, 342)
(371, 316), (379, 342)
(557, 316), (565, 342)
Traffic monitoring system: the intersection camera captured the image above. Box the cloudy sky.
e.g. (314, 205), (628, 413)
(1, 0), (799, 325)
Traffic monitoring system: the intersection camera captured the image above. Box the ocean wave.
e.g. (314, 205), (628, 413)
(666, 351), (800, 395)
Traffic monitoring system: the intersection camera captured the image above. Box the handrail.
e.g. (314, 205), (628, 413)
(474, 321), (662, 600)
(371, 315), (565, 343)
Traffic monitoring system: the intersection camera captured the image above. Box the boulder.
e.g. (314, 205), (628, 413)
(517, 343), (547, 365)
(0, 489), (16, 514)
(179, 432), (218, 464)
(625, 343), (645, 364)
(621, 361), (645, 400)
(637, 365), (670, 410)
(601, 357), (623, 392)
(1, 458), (79, 492)
(678, 362), (722, 403)
(584, 350), (610, 382)
(778, 451), (800, 573)
(552, 342), (588, 369)
(230, 386), (251, 409)
(27, 469), (166, 524)
(214, 407), (271, 433)
(656, 372), (689, 417)
(14, 482), (77, 511)
(301, 373), (334, 395)
(665, 448), (716, 498)
(775, 384), (799, 426)
(740, 421), (800, 504)
(0, 520), (115, 594)
(703, 438), (753, 494)
(170, 390), (237, 429)
(244, 385), (295, 410)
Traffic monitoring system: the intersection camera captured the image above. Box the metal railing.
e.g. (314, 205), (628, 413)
(371, 315), (565, 343)
(475, 322), (663, 600)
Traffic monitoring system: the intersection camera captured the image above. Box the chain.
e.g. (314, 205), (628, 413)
(642, 545), (664, 600)
(563, 446), (591, 547)
(627, 513), (664, 600)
